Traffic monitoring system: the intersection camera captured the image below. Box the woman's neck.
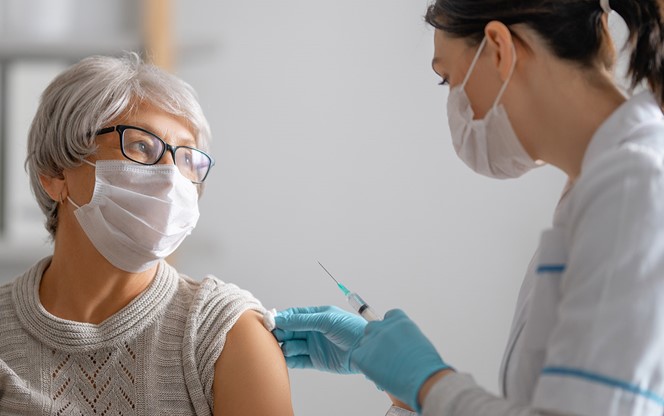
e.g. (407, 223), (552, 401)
(509, 55), (627, 182)
(40, 221), (156, 324)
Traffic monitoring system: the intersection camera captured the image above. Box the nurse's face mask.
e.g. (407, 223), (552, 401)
(67, 159), (200, 273)
(446, 36), (540, 179)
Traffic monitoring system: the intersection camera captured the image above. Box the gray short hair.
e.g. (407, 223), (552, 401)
(26, 52), (212, 239)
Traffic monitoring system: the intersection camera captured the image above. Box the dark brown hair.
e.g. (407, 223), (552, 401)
(425, 0), (664, 106)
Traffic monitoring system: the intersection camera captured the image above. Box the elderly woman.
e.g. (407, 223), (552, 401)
(0, 54), (293, 415)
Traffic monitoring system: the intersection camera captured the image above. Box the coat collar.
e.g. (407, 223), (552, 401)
(581, 91), (664, 171)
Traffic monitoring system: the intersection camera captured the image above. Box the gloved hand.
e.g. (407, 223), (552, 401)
(351, 309), (450, 412)
(273, 306), (367, 374)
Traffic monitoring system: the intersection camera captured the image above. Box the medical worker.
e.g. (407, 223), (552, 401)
(274, 0), (664, 415)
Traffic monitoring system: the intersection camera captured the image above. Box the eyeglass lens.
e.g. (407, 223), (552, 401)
(121, 127), (211, 183)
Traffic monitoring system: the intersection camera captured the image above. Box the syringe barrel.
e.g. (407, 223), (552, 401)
(347, 292), (381, 321)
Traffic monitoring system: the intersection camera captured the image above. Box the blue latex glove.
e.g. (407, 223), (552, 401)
(351, 309), (450, 412)
(273, 306), (367, 374)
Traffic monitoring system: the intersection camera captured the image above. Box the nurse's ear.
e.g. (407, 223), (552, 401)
(484, 21), (517, 82)
(39, 173), (68, 204)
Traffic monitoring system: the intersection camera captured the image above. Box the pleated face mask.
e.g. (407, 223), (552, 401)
(446, 37), (541, 179)
(67, 160), (200, 272)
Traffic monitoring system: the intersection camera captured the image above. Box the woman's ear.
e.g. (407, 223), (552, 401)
(39, 173), (67, 203)
(484, 21), (516, 82)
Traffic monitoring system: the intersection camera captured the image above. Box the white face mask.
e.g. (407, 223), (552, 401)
(446, 37), (541, 179)
(67, 160), (200, 273)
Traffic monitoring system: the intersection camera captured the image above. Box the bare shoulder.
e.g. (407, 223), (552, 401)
(213, 310), (293, 416)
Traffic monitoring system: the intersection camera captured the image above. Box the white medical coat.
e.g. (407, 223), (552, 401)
(386, 91), (664, 416)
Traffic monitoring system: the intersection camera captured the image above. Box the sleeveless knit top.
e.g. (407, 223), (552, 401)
(0, 257), (266, 415)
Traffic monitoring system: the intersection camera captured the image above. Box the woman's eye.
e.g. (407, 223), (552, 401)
(128, 140), (152, 154)
(438, 77), (449, 86)
(123, 138), (160, 163)
(175, 149), (196, 173)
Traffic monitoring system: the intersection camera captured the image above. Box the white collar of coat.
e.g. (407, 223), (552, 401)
(581, 90), (664, 171)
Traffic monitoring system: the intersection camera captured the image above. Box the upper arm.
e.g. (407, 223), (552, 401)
(213, 310), (293, 416)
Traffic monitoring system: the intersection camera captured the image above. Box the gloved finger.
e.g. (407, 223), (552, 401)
(364, 309), (408, 335)
(281, 340), (311, 358)
(277, 305), (339, 317)
(273, 328), (307, 342)
(383, 308), (408, 320)
(285, 355), (314, 369)
(274, 310), (346, 332)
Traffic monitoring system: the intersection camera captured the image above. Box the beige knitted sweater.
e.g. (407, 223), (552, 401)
(0, 257), (265, 415)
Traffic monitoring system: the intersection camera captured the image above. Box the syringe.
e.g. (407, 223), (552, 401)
(317, 261), (381, 321)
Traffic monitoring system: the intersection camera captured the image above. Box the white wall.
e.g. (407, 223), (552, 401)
(173, 1), (566, 414)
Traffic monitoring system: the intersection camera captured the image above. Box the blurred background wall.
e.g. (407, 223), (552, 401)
(1, 1), (632, 414)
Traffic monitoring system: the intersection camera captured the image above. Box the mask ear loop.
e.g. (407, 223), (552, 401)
(600, 0), (611, 14)
(460, 37), (488, 90)
(61, 159), (95, 209)
(491, 40), (518, 110)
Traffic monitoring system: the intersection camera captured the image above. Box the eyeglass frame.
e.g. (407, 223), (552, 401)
(95, 124), (215, 183)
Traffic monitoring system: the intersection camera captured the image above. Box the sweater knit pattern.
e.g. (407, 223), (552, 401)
(0, 257), (266, 415)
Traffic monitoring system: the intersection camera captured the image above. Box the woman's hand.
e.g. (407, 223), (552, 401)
(275, 306), (450, 412)
(350, 309), (450, 412)
(273, 306), (367, 374)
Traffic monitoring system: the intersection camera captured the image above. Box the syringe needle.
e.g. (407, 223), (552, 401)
(317, 261), (340, 285)
(317, 261), (351, 296)
(317, 260), (381, 321)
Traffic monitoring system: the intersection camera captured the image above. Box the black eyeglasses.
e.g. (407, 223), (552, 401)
(96, 125), (215, 183)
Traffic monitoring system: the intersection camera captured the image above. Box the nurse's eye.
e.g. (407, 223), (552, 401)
(438, 77), (449, 86)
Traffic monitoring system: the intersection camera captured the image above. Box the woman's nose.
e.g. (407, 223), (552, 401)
(157, 146), (177, 165)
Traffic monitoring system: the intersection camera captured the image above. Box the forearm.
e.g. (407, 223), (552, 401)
(389, 393), (414, 412)
(421, 372), (568, 416)
(386, 405), (418, 416)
